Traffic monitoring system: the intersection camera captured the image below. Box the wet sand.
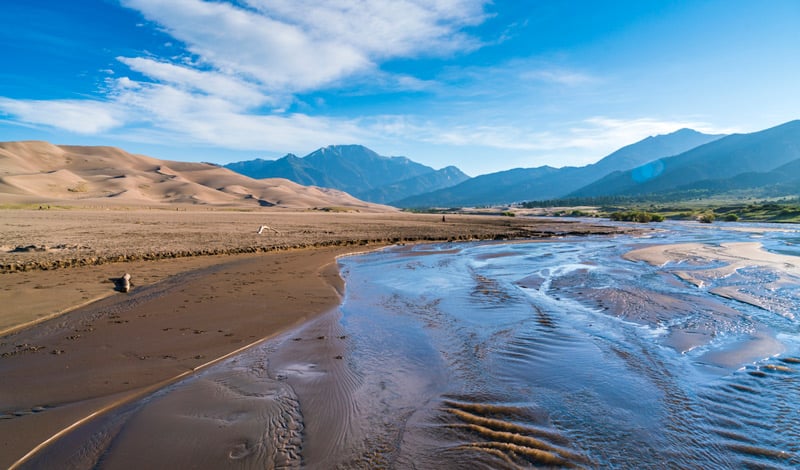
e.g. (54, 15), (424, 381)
(624, 241), (800, 315)
(0, 209), (624, 468)
(620, 240), (800, 370)
(0, 248), (351, 468)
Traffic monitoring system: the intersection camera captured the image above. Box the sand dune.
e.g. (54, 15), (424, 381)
(0, 141), (391, 211)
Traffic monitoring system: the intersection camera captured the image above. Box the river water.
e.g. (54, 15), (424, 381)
(324, 221), (800, 469)
(26, 220), (800, 469)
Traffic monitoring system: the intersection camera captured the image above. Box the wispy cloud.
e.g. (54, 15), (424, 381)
(0, 78), (366, 152)
(109, 77), (369, 150)
(120, 0), (366, 92)
(519, 68), (596, 86)
(366, 115), (736, 166)
(243, 0), (487, 58)
(569, 117), (737, 150)
(121, 0), (487, 93)
(0, 98), (123, 134)
(0, 0), (491, 153)
(116, 57), (270, 106)
(433, 59), (602, 103)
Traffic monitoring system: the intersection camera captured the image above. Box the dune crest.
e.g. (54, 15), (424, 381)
(0, 141), (392, 211)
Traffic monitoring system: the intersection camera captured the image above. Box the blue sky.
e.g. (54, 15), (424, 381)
(1, 0), (798, 176)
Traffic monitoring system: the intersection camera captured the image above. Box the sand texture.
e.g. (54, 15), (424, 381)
(0, 141), (389, 211)
(625, 241), (800, 315)
(0, 208), (625, 468)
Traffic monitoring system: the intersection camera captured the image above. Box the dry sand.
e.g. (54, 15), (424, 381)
(0, 208), (625, 468)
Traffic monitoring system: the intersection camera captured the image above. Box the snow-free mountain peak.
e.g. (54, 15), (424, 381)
(225, 145), (469, 203)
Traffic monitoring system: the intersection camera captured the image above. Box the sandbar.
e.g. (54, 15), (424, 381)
(624, 241), (800, 315)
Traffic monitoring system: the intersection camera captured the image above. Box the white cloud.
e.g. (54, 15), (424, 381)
(108, 78), (367, 149)
(120, 0), (486, 94)
(123, 0), (484, 93)
(244, 0), (487, 58)
(0, 77), (367, 153)
(568, 117), (737, 151)
(12, 0), (729, 171)
(0, 98), (122, 134)
(520, 68), (596, 86)
(117, 57), (270, 106)
(120, 0), (368, 92)
(365, 115), (737, 167)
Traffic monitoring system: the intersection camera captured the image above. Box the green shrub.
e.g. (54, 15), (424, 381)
(723, 214), (739, 222)
(698, 212), (715, 223)
(609, 211), (663, 223)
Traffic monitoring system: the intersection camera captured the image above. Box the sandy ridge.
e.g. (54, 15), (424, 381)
(0, 140), (389, 211)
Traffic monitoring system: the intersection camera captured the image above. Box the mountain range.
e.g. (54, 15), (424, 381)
(224, 121), (800, 207)
(224, 145), (469, 204)
(570, 120), (800, 199)
(392, 128), (725, 207)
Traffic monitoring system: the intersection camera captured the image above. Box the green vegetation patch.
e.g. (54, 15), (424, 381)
(522, 195), (800, 225)
(609, 211), (665, 223)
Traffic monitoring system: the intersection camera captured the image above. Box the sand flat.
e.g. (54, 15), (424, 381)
(0, 247), (351, 468)
(625, 241), (800, 275)
(0, 255), (243, 335)
(625, 241), (800, 316)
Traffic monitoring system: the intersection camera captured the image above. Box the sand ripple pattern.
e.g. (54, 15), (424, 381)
(440, 399), (590, 469)
(686, 357), (800, 469)
(21, 365), (305, 469)
(332, 227), (800, 468)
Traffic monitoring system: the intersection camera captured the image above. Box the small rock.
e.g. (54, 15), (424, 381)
(121, 273), (131, 292)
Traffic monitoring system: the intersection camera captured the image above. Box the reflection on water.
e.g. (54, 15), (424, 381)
(23, 221), (800, 468)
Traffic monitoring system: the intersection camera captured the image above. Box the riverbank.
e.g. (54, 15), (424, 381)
(0, 209), (628, 467)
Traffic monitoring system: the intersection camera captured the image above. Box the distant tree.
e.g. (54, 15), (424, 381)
(724, 214), (739, 222)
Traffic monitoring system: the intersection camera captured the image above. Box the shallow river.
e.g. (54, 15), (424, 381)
(30, 221), (800, 469)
